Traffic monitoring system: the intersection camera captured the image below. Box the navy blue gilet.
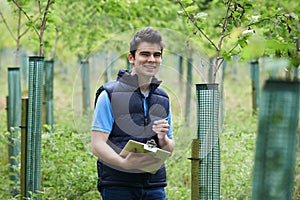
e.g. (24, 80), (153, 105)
(95, 70), (170, 190)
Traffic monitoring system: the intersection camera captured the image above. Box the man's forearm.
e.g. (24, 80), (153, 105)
(91, 131), (125, 168)
(158, 136), (175, 153)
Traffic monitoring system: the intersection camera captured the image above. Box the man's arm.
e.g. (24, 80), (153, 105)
(158, 136), (175, 153)
(152, 119), (175, 153)
(91, 130), (160, 171)
(91, 131), (124, 167)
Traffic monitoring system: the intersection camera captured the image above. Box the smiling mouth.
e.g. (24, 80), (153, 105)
(143, 65), (157, 69)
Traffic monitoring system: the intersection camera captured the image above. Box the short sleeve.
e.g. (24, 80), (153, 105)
(92, 90), (114, 133)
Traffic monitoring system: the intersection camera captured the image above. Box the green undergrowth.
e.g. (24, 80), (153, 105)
(0, 64), (299, 199)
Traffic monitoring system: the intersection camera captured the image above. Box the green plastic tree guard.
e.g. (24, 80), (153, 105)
(44, 60), (54, 132)
(196, 84), (221, 200)
(294, 67), (298, 80)
(21, 53), (28, 87)
(250, 60), (260, 114)
(185, 57), (193, 125)
(104, 54), (109, 83)
(252, 80), (299, 200)
(178, 54), (183, 88)
(26, 56), (44, 199)
(81, 61), (91, 113)
(232, 55), (239, 79)
(110, 53), (117, 77)
(7, 67), (22, 196)
(220, 60), (227, 132)
(208, 58), (214, 83)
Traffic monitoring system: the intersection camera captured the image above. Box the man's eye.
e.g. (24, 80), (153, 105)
(139, 52), (161, 57)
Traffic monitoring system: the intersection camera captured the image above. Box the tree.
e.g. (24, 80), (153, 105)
(10, 0), (55, 57)
(0, 0), (31, 65)
(55, 0), (184, 62)
(177, 0), (300, 82)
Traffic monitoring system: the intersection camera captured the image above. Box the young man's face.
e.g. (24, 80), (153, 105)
(129, 42), (162, 78)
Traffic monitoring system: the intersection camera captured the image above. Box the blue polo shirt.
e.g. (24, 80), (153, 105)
(92, 90), (173, 139)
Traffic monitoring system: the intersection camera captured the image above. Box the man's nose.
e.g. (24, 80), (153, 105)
(147, 54), (156, 62)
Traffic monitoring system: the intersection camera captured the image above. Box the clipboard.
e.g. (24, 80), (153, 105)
(120, 139), (171, 174)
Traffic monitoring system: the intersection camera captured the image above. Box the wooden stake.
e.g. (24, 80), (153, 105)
(189, 139), (200, 200)
(20, 98), (28, 199)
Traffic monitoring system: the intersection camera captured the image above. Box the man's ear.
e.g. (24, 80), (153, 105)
(128, 53), (135, 65)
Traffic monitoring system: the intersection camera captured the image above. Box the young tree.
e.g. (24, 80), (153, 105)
(177, 0), (300, 82)
(0, 0), (31, 66)
(10, 0), (55, 57)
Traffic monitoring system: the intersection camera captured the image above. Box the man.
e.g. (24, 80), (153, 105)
(91, 27), (175, 200)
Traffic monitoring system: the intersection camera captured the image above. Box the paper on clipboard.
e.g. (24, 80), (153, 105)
(119, 139), (171, 174)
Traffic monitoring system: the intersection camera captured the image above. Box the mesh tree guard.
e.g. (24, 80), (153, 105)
(252, 80), (299, 200)
(196, 84), (221, 200)
(26, 56), (44, 199)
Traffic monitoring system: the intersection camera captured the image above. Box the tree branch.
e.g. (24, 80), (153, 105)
(17, 9), (21, 41)
(214, 0), (232, 81)
(177, 0), (218, 51)
(15, 9), (21, 66)
(0, 9), (17, 41)
(39, 0), (52, 56)
(227, 43), (239, 55)
(38, 0), (42, 14)
(40, 0), (52, 37)
(11, 0), (40, 38)
(19, 26), (31, 38)
(218, 0), (231, 53)
(246, 13), (290, 28)
(20, 17), (39, 38)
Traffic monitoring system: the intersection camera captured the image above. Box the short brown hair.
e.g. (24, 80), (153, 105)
(130, 27), (164, 58)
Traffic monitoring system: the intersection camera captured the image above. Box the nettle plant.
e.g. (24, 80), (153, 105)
(177, 0), (300, 82)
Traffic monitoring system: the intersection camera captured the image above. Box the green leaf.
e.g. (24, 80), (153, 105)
(25, 21), (34, 27)
(230, 49), (239, 55)
(223, 53), (231, 61)
(240, 35), (265, 60)
(237, 38), (247, 48)
(185, 5), (198, 13)
(265, 39), (293, 51)
(181, 0), (193, 4)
